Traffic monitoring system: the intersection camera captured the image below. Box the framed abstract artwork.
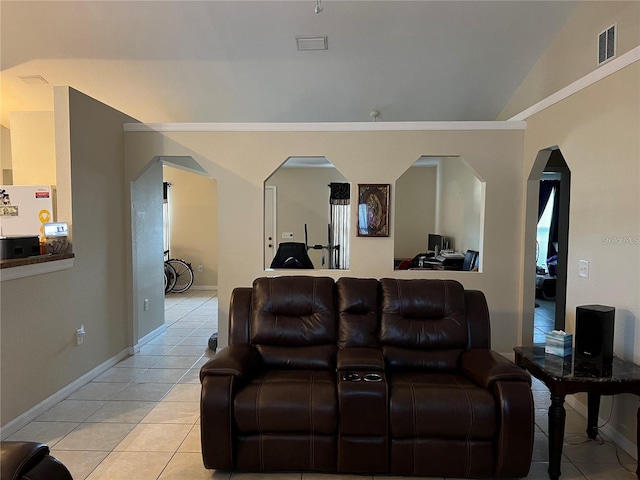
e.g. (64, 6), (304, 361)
(357, 184), (390, 237)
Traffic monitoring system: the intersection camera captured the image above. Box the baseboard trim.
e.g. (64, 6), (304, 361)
(138, 324), (167, 347)
(190, 285), (218, 291)
(0, 348), (131, 440)
(130, 324), (167, 355)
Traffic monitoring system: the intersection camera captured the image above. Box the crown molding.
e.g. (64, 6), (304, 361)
(124, 121), (526, 133)
(509, 46), (640, 122)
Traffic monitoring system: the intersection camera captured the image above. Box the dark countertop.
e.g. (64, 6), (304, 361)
(0, 253), (75, 269)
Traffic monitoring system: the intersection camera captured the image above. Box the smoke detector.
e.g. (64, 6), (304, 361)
(296, 36), (328, 51)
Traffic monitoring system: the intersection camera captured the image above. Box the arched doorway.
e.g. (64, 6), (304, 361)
(524, 148), (571, 345)
(130, 155), (217, 347)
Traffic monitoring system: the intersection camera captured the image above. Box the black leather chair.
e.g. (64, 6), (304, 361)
(0, 441), (73, 480)
(462, 249), (479, 271)
(270, 242), (314, 268)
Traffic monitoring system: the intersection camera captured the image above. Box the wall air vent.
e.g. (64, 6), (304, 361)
(296, 36), (328, 51)
(598, 24), (616, 65)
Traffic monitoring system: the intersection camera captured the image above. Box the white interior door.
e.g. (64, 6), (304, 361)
(264, 186), (276, 269)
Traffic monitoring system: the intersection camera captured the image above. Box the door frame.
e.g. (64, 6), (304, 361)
(522, 147), (571, 345)
(264, 185), (277, 269)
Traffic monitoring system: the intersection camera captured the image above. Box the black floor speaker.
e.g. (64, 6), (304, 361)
(575, 304), (615, 375)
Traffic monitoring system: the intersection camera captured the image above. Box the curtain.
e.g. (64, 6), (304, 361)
(329, 183), (350, 269)
(547, 183), (561, 259)
(538, 180), (558, 222)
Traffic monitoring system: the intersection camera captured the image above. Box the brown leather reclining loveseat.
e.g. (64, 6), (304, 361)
(200, 276), (534, 477)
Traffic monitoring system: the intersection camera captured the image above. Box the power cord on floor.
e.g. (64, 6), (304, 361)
(563, 396), (636, 474)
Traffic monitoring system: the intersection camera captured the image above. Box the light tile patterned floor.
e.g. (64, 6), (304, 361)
(6, 290), (637, 479)
(534, 298), (556, 343)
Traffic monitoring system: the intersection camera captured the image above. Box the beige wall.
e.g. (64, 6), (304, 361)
(394, 165), (436, 260)
(499, 1), (640, 120)
(1, 88), (136, 427)
(124, 127), (525, 354)
(266, 166), (347, 268)
(163, 165), (218, 287)
(8, 111), (56, 185)
(1, 125), (12, 183)
(438, 157), (483, 255)
(522, 63), (639, 450)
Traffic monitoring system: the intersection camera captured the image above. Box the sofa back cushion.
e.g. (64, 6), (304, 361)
(251, 276), (336, 369)
(336, 277), (380, 348)
(380, 279), (467, 371)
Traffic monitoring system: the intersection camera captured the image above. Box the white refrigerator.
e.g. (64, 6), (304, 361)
(0, 185), (57, 239)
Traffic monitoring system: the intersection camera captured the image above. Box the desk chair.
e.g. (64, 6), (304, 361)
(462, 250), (479, 271)
(270, 242), (314, 269)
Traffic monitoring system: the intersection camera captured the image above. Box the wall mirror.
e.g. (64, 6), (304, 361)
(264, 157), (350, 270)
(394, 156), (484, 272)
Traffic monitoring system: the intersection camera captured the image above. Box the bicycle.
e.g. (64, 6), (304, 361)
(164, 261), (177, 293)
(164, 250), (194, 293)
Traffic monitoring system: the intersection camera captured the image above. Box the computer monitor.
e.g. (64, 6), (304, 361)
(428, 234), (443, 252)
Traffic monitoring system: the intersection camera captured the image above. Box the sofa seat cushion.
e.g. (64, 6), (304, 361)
(389, 372), (496, 439)
(235, 370), (337, 435)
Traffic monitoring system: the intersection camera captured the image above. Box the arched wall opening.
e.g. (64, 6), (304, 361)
(523, 147), (571, 345)
(130, 155), (217, 347)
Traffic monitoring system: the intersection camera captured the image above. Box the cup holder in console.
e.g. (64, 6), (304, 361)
(341, 372), (383, 382)
(363, 373), (383, 382)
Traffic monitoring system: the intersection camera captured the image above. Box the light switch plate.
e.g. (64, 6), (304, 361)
(579, 260), (589, 278)
(282, 232), (294, 239)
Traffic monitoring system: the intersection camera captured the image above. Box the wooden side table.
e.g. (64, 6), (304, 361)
(514, 346), (640, 480)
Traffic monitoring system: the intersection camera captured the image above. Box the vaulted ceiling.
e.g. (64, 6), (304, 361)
(1, 1), (576, 126)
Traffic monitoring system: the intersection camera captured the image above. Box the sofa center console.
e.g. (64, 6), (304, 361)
(337, 348), (388, 473)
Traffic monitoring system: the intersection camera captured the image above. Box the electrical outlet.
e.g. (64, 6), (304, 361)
(282, 232), (294, 239)
(198, 264), (203, 272)
(144, 298), (149, 311)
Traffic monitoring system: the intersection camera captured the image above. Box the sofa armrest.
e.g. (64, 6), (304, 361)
(461, 350), (534, 477)
(200, 344), (261, 471)
(460, 349), (531, 389)
(0, 441), (73, 480)
(200, 343), (261, 381)
(337, 347), (385, 372)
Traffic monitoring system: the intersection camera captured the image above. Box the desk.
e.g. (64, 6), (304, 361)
(514, 346), (640, 480)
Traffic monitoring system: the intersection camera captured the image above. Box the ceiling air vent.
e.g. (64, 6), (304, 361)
(598, 24), (616, 65)
(296, 36), (328, 51)
(19, 75), (49, 85)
